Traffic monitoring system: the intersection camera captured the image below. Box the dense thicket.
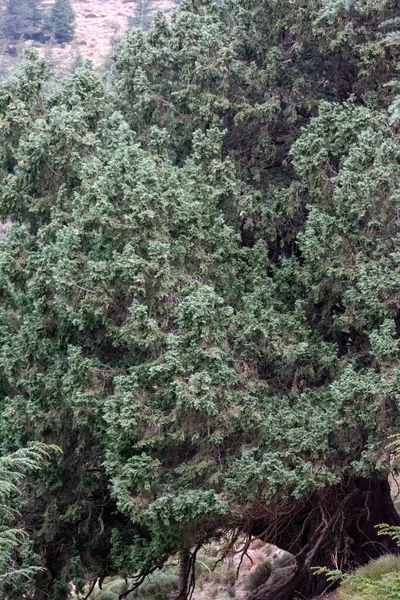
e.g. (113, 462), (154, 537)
(1, 1), (400, 599)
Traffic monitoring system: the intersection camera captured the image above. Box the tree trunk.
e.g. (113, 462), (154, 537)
(32, 568), (54, 600)
(178, 548), (191, 599)
(248, 477), (400, 600)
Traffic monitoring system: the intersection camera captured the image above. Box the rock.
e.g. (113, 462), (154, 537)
(247, 562), (297, 600)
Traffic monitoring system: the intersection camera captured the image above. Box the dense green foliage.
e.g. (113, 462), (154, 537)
(1, 1), (400, 599)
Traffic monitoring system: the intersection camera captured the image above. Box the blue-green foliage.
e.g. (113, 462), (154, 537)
(0, 0), (400, 597)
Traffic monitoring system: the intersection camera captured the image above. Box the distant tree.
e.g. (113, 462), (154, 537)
(1, 0), (43, 43)
(46, 0), (75, 44)
(130, 0), (155, 31)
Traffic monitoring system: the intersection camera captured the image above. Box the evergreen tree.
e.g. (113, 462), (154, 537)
(46, 0), (75, 44)
(130, 0), (156, 31)
(1, 1), (400, 599)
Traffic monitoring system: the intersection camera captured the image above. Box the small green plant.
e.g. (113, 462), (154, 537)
(0, 444), (60, 594)
(134, 572), (179, 598)
(377, 523), (400, 546)
(312, 566), (343, 583)
(87, 572), (179, 600)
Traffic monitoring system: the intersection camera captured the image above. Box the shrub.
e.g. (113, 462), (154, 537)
(194, 551), (238, 591)
(96, 593), (118, 600)
(128, 572), (179, 599)
(86, 571), (179, 600)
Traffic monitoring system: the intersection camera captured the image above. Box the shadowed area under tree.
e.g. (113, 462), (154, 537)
(247, 479), (400, 600)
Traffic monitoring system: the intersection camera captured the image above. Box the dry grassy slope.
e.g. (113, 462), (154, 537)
(38, 0), (176, 68)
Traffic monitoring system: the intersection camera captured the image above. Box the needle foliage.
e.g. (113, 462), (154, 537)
(1, 1), (400, 599)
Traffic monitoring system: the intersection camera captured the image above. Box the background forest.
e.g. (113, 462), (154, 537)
(1, 1), (400, 600)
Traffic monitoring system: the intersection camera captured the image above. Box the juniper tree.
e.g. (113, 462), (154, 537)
(1, 2), (400, 600)
(0, 55), (138, 600)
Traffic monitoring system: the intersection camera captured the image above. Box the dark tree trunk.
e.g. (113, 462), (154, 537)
(32, 568), (54, 600)
(178, 548), (191, 599)
(248, 477), (400, 600)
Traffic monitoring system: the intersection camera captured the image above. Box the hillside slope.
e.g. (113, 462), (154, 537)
(39, 0), (176, 68)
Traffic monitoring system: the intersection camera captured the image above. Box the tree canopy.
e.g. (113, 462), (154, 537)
(1, 1), (400, 599)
